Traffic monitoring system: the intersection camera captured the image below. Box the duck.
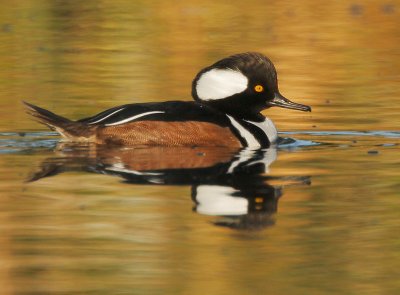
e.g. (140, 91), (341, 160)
(24, 52), (311, 148)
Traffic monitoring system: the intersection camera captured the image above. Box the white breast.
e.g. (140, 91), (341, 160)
(227, 115), (278, 148)
(245, 117), (278, 144)
(227, 115), (261, 148)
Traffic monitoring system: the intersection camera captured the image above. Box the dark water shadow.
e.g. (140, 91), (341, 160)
(26, 143), (311, 231)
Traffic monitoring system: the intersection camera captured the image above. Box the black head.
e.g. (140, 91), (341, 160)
(192, 52), (311, 121)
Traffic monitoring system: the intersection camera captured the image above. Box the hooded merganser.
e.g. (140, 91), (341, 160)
(24, 52), (311, 148)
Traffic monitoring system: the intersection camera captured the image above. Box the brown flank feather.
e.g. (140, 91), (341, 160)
(97, 121), (241, 147)
(23, 102), (241, 147)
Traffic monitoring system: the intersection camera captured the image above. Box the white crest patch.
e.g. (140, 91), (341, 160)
(196, 68), (248, 100)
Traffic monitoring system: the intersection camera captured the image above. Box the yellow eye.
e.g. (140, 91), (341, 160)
(254, 85), (264, 92)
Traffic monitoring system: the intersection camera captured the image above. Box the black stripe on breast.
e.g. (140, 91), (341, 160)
(226, 117), (271, 148)
(240, 121), (271, 148)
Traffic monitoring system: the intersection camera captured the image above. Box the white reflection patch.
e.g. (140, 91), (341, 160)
(195, 185), (248, 216)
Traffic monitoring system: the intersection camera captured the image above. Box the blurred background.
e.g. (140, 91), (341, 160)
(0, 1), (400, 294)
(0, 0), (399, 132)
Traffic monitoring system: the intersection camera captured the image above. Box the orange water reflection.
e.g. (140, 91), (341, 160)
(0, 1), (399, 132)
(1, 1), (400, 294)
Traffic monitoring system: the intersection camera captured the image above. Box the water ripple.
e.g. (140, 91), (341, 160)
(0, 132), (58, 154)
(0, 130), (398, 155)
(280, 130), (400, 138)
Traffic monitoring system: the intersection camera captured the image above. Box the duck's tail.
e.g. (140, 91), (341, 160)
(23, 101), (94, 140)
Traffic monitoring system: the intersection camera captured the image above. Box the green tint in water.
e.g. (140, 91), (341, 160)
(0, 0), (400, 294)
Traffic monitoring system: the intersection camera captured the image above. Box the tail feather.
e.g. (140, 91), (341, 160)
(23, 101), (94, 140)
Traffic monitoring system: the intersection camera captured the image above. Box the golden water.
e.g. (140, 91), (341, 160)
(0, 1), (400, 294)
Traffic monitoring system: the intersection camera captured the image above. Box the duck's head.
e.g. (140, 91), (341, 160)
(192, 52), (311, 121)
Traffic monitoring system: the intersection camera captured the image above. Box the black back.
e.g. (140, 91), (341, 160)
(79, 101), (231, 127)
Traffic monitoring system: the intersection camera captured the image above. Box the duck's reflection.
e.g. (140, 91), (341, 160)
(29, 144), (310, 230)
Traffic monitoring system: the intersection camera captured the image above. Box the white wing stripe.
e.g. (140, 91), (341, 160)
(88, 107), (125, 124)
(105, 111), (165, 126)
